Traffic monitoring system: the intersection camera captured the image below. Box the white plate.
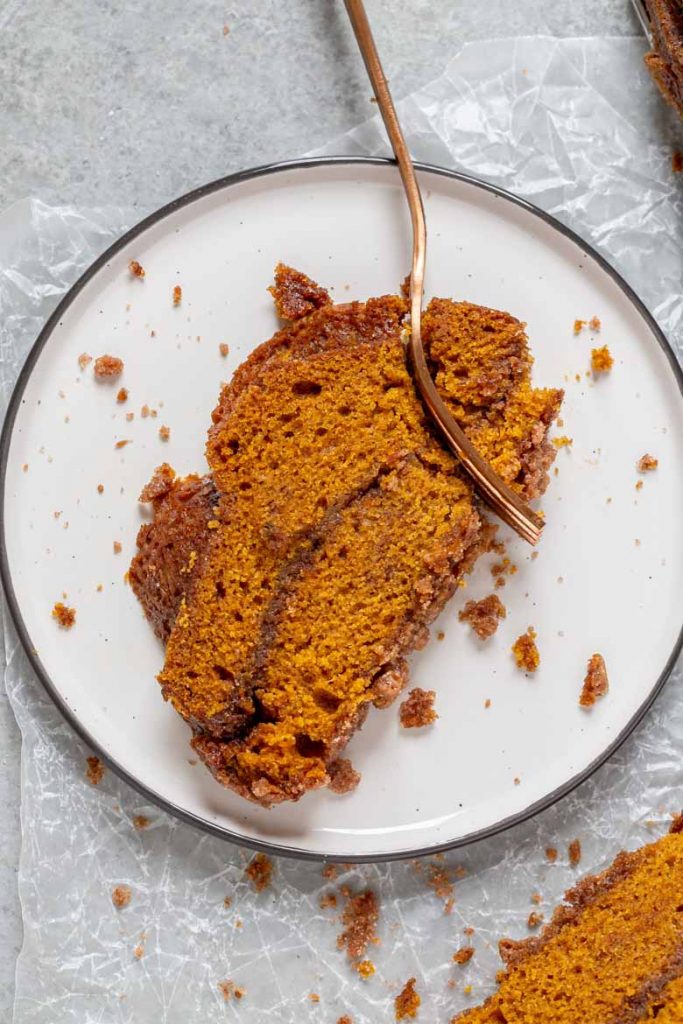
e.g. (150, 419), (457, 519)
(2, 159), (682, 861)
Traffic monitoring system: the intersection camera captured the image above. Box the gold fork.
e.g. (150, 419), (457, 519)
(343, 0), (544, 545)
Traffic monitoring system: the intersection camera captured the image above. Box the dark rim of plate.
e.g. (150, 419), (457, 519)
(1, 157), (682, 864)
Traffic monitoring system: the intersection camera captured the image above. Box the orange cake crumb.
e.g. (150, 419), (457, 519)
(219, 342), (229, 357)
(454, 946), (475, 965)
(113, 541), (122, 554)
(673, 151), (683, 172)
(399, 688), (438, 728)
(637, 453), (658, 472)
(309, 993), (320, 1003)
(78, 352), (92, 370)
(116, 387), (128, 403)
(245, 852), (272, 892)
(52, 601), (75, 629)
(531, 892), (542, 905)
(111, 884), (132, 909)
(114, 439), (131, 449)
(132, 815), (150, 830)
(552, 435), (573, 449)
(591, 346), (614, 374)
(337, 890), (379, 960)
(427, 862), (454, 905)
(459, 594), (506, 639)
(320, 892), (337, 909)
(86, 755), (104, 785)
(218, 980), (245, 1001)
(580, 654), (609, 708)
(159, 425), (170, 442)
(395, 978), (420, 1020)
(356, 959), (375, 979)
(573, 319), (587, 334)
(322, 865), (339, 881)
(129, 259), (145, 279)
(97, 483), (104, 494)
(545, 847), (558, 863)
(589, 316), (601, 330)
(328, 758), (361, 794)
(337, 1017), (353, 1024)
(527, 911), (544, 928)
(512, 628), (540, 672)
(569, 839), (582, 866)
(141, 404), (150, 418)
(173, 284), (182, 306)
(139, 463), (176, 503)
(94, 355), (124, 379)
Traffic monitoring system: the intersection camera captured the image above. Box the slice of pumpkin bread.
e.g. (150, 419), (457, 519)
(133, 266), (562, 804)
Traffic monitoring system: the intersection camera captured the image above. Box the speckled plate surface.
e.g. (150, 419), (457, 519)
(2, 158), (683, 861)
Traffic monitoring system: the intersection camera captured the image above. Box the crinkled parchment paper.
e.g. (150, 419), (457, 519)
(3, 37), (683, 1024)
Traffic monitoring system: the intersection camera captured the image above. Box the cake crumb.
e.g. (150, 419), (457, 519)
(589, 316), (601, 331)
(218, 980), (245, 1001)
(52, 601), (75, 629)
(591, 345), (613, 374)
(328, 758), (361, 795)
(116, 387), (128, 403)
(399, 688), (438, 728)
(580, 654), (609, 708)
(245, 852), (272, 892)
(637, 453), (658, 473)
(114, 439), (131, 449)
(309, 993), (320, 1003)
(141, 404), (150, 418)
(568, 839), (582, 866)
(129, 259), (145, 279)
(427, 862), (454, 907)
(514, 776), (521, 786)
(484, 699), (491, 709)
(125, 412), (134, 422)
(219, 342), (229, 357)
(527, 911), (543, 928)
(337, 1017), (353, 1024)
(635, 480), (643, 491)
(322, 864), (339, 881)
(132, 815), (150, 830)
(395, 978), (420, 1020)
(78, 352), (92, 370)
(669, 812), (683, 834)
(223, 895), (232, 908)
(158, 425), (171, 442)
(113, 541), (122, 554)
(356, 959), (375, 979)
(223, 23), (230, 35)
(86, 756), (104, 785)
(111, 885), (132, 909)
(94, 355), (124, 379)
(531, 892), (542, 905)
(453, 946), (474, 965)
(573, 319), (586, 334)
(97, 483), (104, 494)
(459, 594), (506, 639)
(337, 890), (379, 960)
(673, 151), (683, 173)
(96, 584), (103, 593)
(319, 892), (337, 909)
(545, 847), (558, 862)
(552, 435), (573, 449)
(172, 284), (182, 306)
(512, 628), (540, 673)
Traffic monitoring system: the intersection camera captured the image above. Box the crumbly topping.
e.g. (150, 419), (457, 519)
(94, 355), (124, 379)
(459, 594), (506, 639)
(579, 654), (609, 708)
(268, 262), (331, 320)
(111, 884), (132, 909)
(512, 628), (540, 672)
(245, 852), (273, 892)
(139, 463), (176, 503)
(395, 978), (420, 1020)
(52, 601), (76, 628)
(328, 758), (361, 794)
(399, 687), (438, 728)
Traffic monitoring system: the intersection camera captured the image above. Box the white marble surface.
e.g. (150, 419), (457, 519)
(0, 0), (643, 1017)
